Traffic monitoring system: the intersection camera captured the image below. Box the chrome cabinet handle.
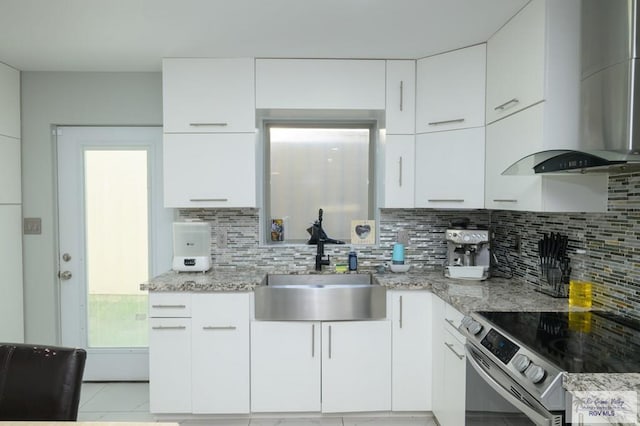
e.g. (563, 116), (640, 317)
(151, 325), (186, 330)
(428, 118), (465, 126)
(328, 325), (332, 359)
(400, 80), (404, 112)
(494, 98), (519, 111)
(311, 324), (315, 357)
(189, 198), (229, 202)
(428, 199), (464, 203)
(398, 157), (403, 187)
(151, 304), (186, 309)
(202, 326), (236, 330)
(493, 199), (518, 203)
(399, 296), (403, 329)
(445, 342), (465, 360)
(445, 318), (456, 327)
(189, 122), (228, 127)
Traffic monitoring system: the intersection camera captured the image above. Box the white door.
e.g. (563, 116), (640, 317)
(56, 126), (172, 380)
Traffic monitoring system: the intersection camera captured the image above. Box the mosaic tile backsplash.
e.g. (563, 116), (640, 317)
(178, 172), (640, 321)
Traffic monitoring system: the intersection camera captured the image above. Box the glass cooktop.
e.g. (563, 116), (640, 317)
(476, 311), (640, 374)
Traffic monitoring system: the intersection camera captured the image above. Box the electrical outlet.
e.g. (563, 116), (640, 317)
(217, 229), (228, 248)
(513, 234), (521, 255)
(397, 230), (409, 245)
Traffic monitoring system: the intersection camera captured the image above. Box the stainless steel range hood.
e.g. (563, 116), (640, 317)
(504, 0), (640, 175)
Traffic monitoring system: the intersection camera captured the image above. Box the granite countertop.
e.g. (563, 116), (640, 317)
(141, 268), (640, 406)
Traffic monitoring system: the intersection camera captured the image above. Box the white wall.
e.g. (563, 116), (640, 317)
(21, 72), (162, 344)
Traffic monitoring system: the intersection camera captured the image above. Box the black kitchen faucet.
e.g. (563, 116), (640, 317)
(307, 208), (344, 271)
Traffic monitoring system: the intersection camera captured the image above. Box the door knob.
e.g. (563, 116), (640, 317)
(59, 271), (72, 280)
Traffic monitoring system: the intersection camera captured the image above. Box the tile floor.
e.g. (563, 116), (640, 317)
(78, 383), (437, 426)
(78, 382), (438, 425)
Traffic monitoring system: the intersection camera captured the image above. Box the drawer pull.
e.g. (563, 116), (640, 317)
(493, 199), (518, 203)
(444, 318), (456, 327)
(151, 304), (186, 309)
(189, 122), (228, 127)
(428, 199), (464, 203)
(152, 326), (186, 330)
(428, 118), (465, 126)
(189, 198), (229, 202)
(202, 326), (236, 330)
(494, 98), (519, 111)
(445, 342), (465, 360)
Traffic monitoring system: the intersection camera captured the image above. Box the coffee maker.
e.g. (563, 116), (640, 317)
(445, 229), (490, 280)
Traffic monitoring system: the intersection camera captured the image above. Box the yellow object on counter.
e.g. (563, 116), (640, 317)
(335, 263), (348, 273)
(569, 280), (593, 308)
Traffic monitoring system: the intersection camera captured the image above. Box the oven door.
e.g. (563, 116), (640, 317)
(465, 344), (564, 426)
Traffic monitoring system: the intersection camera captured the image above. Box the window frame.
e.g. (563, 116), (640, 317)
(262, 119), (379, 245)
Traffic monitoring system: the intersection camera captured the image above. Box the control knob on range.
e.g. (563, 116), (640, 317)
(461, 316), (483, 335)
(512, 354), (531, 372)
(524, 363), (546, 383)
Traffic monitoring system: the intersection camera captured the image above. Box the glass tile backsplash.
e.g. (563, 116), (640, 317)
(178, 171), (640, 322)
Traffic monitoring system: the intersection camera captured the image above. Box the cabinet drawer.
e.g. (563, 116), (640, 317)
(149, 293), (192, 317)
(443, 304), (464, 341)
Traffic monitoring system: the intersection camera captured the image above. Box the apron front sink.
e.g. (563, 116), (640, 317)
(254, 274), (386, 321)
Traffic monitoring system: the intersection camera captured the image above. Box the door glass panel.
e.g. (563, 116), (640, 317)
(84, 149), (149, 348)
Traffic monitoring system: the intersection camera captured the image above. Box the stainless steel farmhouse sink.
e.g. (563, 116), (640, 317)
(254, 274), (386, 321)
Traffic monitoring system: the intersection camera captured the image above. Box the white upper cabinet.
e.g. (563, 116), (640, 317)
(255, 59), (386, 110)
(386, 60), (416, 134)
(163, 133), (256, 208)
(416, 44), (486, 133)
(0, 63), (20, 139)
(383, 134), (415, 208)
(415, 127), (485, 209)
(486, 0), (545, 123)
(0, 135), (21, 204)
(162, 58), (255, 133)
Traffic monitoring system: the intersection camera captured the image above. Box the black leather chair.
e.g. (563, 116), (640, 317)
(0, 343), (87, 421)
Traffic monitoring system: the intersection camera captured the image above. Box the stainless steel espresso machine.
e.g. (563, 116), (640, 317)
(445, 229), (490, 280)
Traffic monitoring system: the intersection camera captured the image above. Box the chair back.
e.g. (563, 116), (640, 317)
(0, 343), (87, 421)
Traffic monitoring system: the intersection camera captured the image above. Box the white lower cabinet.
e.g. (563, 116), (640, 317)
(149, 292), (250, 414)
(250, 320), (391, 413)
(432, 297), (467, 426)
(321, 321), (392, 413)
(390, 291), (432, 411)
(149, 316), (192, 413)
(250, 321), (321, 412)
(191, 293), (250, 414)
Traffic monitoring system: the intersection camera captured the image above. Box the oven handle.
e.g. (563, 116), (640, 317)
(465, 345), (555, 426)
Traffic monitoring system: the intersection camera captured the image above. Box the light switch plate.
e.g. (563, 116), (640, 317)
(24, 217), (42, 235)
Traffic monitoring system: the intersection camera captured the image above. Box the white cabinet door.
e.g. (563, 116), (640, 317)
(391, 291), (432, 411)
(383, 134), (415, 208)
(440, 330), (466, 426)
(322, 321), (391, 413)
(431, 297), (446, 422)
(191, 293), (250, 414)
(386, 60), (416, 134)
(149, 317), (191, 413)
(0, 205), (23, 342)
(0, 135), (21, 204)
(162, 58), (255, 133)
(0, 63), (20, 139)
(163, 133), (256, 208)
(250, 321), (321, 412)
(415, 127), (485, 209)
(416, 44), (486, 133)
(485, 0), (546, 123)
(255, 59), (386, 110)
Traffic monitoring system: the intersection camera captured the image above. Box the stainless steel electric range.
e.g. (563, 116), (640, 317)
(460, 311), (640, 425)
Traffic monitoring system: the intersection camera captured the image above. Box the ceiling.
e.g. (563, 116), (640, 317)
(0, 0), (529, 72)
